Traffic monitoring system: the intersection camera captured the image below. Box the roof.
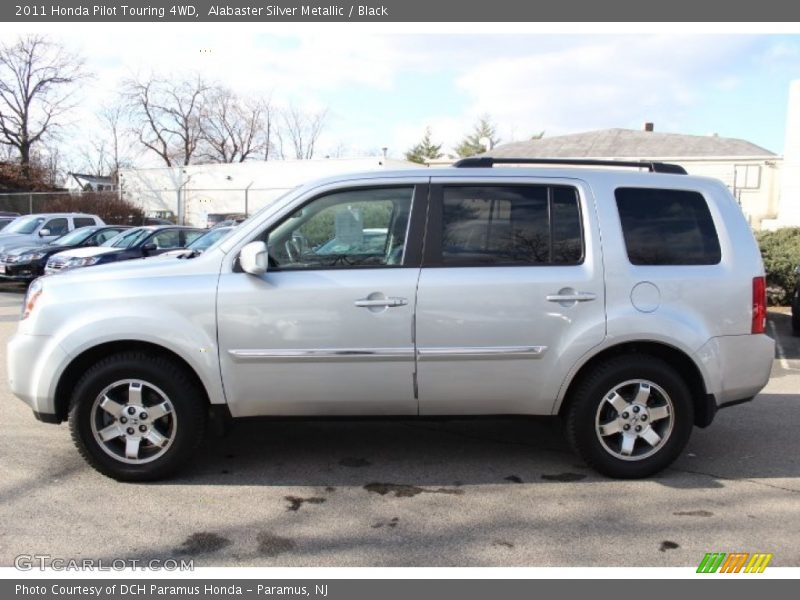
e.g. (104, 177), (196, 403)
(487, 128), (776, 159)
(71, 173), (114, 184)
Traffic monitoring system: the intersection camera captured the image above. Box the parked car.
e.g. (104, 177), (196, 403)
(8, 159), (774, 481)
(0, 226), (131, 282)
(0, 213), (104, 252)
(44, 225), (204, 275)
(207, 213), (246, 228)
(159, 226), (235, 258)
(0, 216), (17, 231)
(143, 217), (175, 226)
(0, 211), (21, 217)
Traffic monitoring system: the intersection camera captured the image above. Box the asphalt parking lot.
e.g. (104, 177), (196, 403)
(0, 284), (798, 568)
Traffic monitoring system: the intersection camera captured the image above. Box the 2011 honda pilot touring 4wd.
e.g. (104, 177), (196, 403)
(8, 158), (775, 481)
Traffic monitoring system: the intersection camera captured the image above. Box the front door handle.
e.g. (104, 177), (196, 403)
(546, 290), (597, 303)
(354, 296), (408, 308)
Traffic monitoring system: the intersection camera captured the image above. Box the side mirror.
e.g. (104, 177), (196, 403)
(141, 242), (157, 254)
(239, 241), (268, 275)
(38, 229), (51, 237)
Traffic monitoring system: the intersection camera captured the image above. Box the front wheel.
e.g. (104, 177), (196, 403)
(69, 352), (207, 481)
(564, 355), (693, 479)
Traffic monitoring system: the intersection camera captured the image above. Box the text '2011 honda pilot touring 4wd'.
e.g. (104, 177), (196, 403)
(8, 158), (775, 481)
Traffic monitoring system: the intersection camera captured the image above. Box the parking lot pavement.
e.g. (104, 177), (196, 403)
(0, 285), (798, 568)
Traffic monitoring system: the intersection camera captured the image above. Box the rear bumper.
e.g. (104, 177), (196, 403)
(694, 333), (774, 409)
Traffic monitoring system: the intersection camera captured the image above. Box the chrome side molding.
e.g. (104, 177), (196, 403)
(417, 346), (548, 361)
(228, 348), (415, 362)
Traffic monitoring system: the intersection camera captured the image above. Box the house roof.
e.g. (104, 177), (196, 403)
(488, 128), (776, 159)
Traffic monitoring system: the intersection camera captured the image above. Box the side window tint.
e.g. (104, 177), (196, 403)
(45, 218), (69, 236)
(615, 188), (721, 265)
(266, 187), (413, 270)
(92, 230), (117, 244)
(440, 185), (582, 266)
(151, 230), (181, 249)
(74, 218), (96, 229)
(183, 230), (204, 245)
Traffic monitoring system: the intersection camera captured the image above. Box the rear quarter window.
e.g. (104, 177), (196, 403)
(615, 188), (721, 265)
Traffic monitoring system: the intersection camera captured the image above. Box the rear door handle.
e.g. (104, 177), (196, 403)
(354, 297), (408, 308)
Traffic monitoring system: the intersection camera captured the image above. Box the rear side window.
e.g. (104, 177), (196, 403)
(438, 185), (583, 266)
(74, 217), (97, 229)
(615, 188), (721, 265)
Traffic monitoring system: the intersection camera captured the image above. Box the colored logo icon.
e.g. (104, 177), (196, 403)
(697, 552), (773, 573)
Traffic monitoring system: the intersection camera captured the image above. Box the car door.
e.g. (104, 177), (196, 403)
(216, 182), (426, 417)
(415, 178), (606, 415)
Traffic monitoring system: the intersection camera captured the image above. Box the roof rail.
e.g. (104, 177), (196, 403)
(452, 157), (687, 175)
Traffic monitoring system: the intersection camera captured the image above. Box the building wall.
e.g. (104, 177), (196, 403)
(119, 158), (415, 226)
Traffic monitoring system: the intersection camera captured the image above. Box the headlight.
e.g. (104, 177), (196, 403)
(17, 251), (46, 262)
(67, 256), (101, 267)
(21, 278), (44, 320)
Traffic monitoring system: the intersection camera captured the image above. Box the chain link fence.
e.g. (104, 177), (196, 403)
(0, 187), (292, 227)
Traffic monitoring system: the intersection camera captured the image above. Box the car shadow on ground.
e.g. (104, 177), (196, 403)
(141, 390), (800, 490)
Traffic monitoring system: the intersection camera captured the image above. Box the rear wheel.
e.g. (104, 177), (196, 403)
(69, 352), (206, 481)
(565, 355), (693, 479)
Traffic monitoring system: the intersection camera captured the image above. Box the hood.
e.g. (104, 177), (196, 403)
(0, 235), (48, 251)
(4, 244), (52, 256)
(50, 246), (123, 259)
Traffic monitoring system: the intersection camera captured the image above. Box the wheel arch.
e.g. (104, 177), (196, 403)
(555, 341), (716, 428)
(53, 340), (212, 423)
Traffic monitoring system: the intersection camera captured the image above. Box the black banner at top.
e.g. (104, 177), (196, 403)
(4, 0), (800, 22)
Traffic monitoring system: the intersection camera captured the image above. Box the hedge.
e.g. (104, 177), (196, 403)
(756, 227), (800, 305)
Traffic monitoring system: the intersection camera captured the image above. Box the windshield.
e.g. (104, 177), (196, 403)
(187, 227), (233, 251)
(52, 226), (98, 247)
(103, 228), (150, 248)
(3, 215), (44, 234)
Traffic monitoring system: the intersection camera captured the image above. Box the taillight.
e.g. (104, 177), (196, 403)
(752, 276), (766, 334)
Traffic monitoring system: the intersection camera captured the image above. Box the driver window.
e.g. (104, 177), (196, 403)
(266, 187), (413, 270)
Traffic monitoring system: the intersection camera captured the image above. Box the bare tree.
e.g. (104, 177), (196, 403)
(0, 34), (88, 181)
(199, 87), (272, 163)
(97, 102), (134, 176)
(77, 103), (135, 178)
(123, 75), (210, 166)
(281, 104), (328, 160)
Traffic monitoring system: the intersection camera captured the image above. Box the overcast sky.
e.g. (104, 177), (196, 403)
(3, 25), (799, 166)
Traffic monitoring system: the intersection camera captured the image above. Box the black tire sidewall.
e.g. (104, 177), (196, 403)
(567, 356), (694, 479)
(69, 353), (205, 481)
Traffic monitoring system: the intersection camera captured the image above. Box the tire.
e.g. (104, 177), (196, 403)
(68, 352), (207, 481)
(564, 355), (693, 479)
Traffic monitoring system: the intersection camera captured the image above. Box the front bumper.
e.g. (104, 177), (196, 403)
(7, 332), (68, 420)
(0, 261), (41, 281)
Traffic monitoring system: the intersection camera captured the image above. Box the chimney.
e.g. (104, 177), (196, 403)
(643, 122), (654, 132)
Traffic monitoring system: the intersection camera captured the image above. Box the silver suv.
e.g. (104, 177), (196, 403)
(7, 159), (775, 481)
(0, 213), (105, 251)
